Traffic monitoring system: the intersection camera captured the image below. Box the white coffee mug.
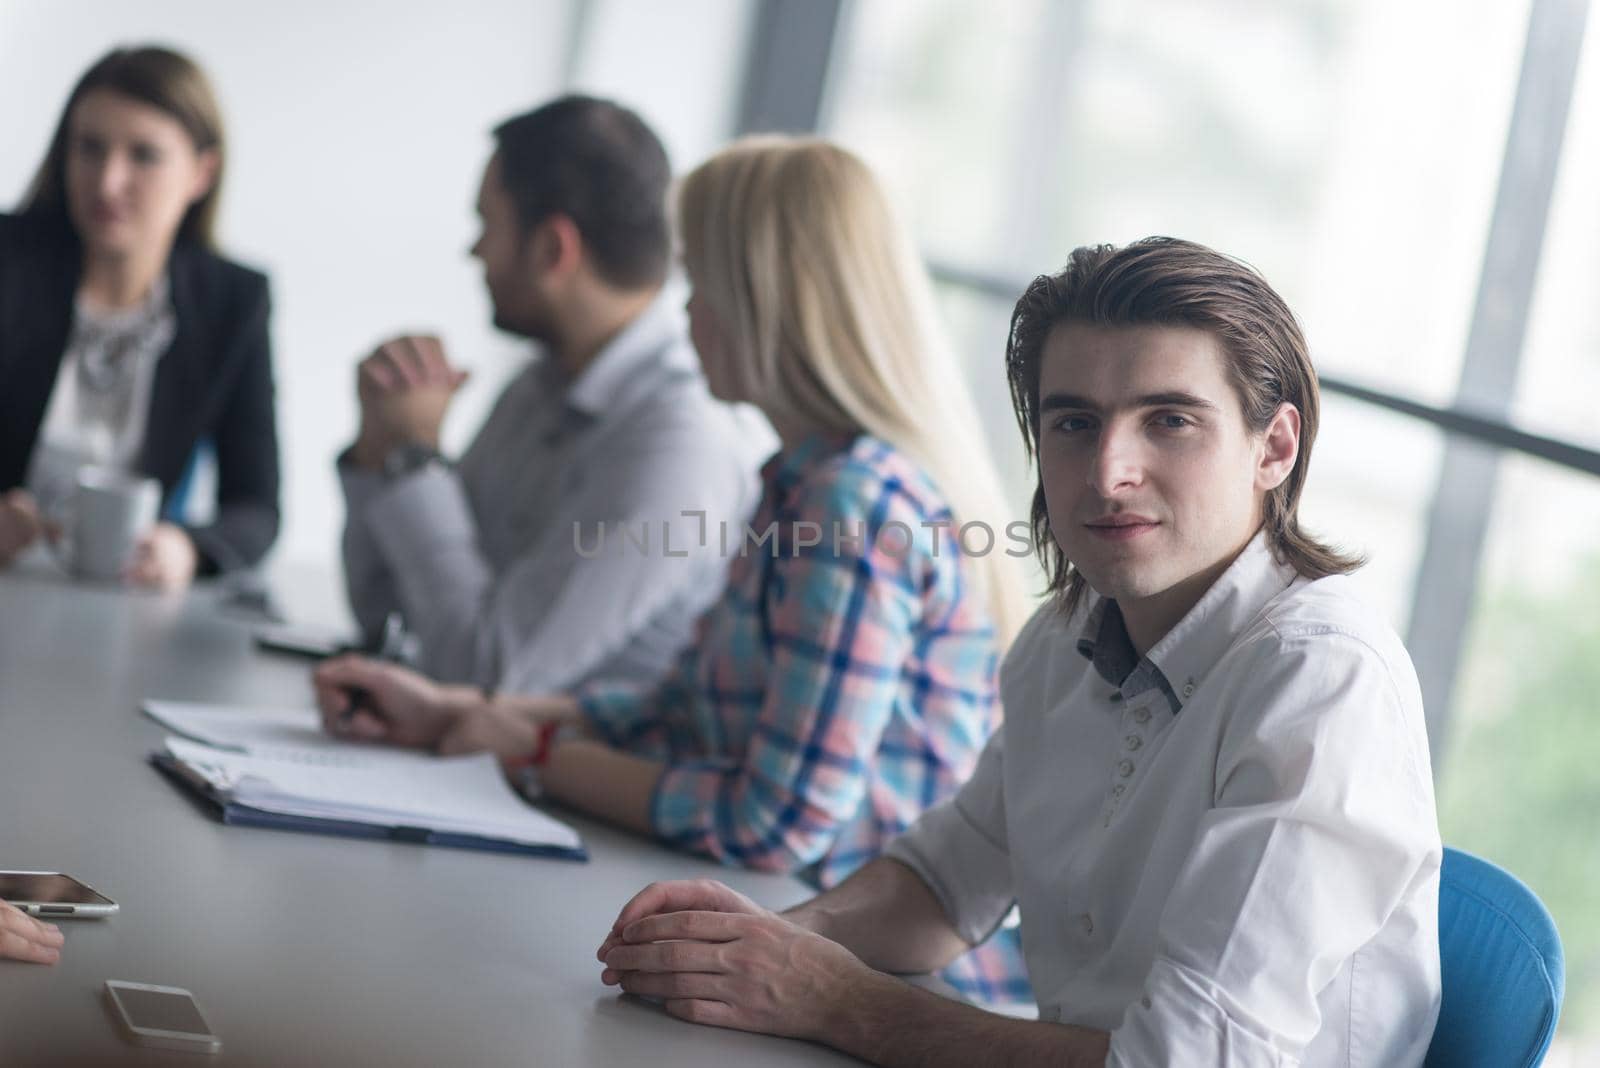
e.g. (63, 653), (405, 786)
(60, 467), (161, 582)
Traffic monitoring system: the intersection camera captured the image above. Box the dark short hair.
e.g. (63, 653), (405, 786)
(1006, 237), (1363, 617)
(23, 45), (226, 248)
(492, 95), (670, 290)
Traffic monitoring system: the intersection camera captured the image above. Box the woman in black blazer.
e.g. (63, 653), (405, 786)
(0, 46), (279, 587)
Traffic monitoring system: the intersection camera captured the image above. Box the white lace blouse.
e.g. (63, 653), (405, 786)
(24, 274), (176, 519)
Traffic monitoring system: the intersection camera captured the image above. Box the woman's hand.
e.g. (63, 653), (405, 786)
(0, 489), (46, 567)
(437, 702), (541, 764)
(436, 693), (584, 764)
(0, 900), (64, 965)
(124, 522), (198, 590)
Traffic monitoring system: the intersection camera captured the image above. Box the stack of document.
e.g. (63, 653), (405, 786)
(144, 700), (586, 861)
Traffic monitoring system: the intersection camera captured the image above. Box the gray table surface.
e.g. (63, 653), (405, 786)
(0, 568), (860, 1067)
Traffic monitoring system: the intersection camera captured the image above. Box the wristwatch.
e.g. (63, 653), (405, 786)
(381, 442), (447, 481)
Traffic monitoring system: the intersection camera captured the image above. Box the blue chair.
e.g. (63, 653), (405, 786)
(1425, 847), (1565, 1067)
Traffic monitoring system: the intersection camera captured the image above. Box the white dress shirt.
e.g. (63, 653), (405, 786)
(340, 291), (773, 693)
(887, 532), (1442, 1066)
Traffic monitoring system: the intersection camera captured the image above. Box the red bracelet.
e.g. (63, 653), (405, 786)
(504, 720), (563, 772)
(530, 719), (565, 767)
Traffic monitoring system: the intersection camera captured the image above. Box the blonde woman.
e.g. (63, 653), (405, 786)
(315, 137), (1030, 1001)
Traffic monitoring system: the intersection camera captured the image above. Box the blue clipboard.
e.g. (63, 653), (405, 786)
(150, 752), (588, 863)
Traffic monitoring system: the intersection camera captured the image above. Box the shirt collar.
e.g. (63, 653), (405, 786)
(1076, 530), (1298, 712)
(1075, 599), (1183, 714)
(762, 431), (857, 500)
(563, 289), (694, 418)
(1076, 598), (1141, 687)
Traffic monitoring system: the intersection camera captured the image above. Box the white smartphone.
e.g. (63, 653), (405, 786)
(104, 980), (221, 1054)
(0, 871), (118, 917)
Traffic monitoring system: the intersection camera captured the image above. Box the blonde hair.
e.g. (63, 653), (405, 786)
(678, 136), (1029, 644)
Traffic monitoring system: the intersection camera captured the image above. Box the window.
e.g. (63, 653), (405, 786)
(1517, 23), (1600, 449)
(1439, 454), (1600, 1051)
(826, 0), (1530, 401)
(822, 0), (1596, 1054)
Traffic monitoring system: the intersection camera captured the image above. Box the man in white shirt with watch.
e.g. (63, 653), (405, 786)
(594, 237), (1441, 1066)
(339, 96), (768, 695)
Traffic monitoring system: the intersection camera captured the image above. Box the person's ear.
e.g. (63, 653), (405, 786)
(1255, 402), (1300, 493)
(189, 148), (220, 203)
(528, 213), (583, 276)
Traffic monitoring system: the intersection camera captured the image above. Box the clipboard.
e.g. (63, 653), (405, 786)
(150, 752), (588, 863)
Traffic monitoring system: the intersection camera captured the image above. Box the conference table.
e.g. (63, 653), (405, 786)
(0, 566), (864, 1066)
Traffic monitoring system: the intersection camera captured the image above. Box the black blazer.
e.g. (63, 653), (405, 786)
(0, 211), (281, 573)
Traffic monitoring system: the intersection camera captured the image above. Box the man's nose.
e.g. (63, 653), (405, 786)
(1088, 424), (1144, 497)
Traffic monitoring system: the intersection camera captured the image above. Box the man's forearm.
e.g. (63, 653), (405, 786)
(826, 969), (1109, 1068)
(785, 857), (973, 975)
(361, 464), (497, 685)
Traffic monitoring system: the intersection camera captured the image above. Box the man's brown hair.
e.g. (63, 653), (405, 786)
(1006, 236), (1362, 616)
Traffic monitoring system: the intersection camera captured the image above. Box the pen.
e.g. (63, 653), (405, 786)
(338, 686), (376, 728)
(337, 612), (407, 728)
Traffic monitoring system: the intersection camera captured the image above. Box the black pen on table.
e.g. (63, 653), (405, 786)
(338, 611), (407, 728)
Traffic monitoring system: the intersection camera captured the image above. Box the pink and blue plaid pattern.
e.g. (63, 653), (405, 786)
(578, 434), (1030, 1004)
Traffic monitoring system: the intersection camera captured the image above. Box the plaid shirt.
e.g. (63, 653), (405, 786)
(579, 433), (1030, 1003)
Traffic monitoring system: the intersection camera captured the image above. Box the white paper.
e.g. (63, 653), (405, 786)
(143, 700), (338, 754)
(146, 701), (581, 852)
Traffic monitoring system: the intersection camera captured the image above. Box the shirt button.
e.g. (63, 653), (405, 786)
(1132, 707), (1151, 724)
(1141, 995), (1153, 1010)
(1111, 783), (1126, 797)
(1182, 683), (1195, 698)
(1117, 759), (1134, 778)
(1124, 734), (1142, 751)
(1079, 913), (1094, 936)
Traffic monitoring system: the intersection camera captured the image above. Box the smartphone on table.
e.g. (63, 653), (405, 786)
(0, 871), (118, 917)
(104, 980), (222, 1053)
(252, 622), (351, 659)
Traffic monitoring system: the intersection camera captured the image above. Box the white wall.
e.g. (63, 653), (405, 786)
(0, 0), (572, 622)
(568, 0), (754, 176)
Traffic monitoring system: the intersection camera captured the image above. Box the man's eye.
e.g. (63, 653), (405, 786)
(1154, 413), (1193, 430)
(1052, 416), (1094, 434)
(131, 144), (163, 165)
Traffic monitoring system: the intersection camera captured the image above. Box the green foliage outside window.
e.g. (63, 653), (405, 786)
(1438, 554), (1600, 1038)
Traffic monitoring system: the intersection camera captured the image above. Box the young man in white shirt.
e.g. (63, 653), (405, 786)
(594, 237), (1442, 1066)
